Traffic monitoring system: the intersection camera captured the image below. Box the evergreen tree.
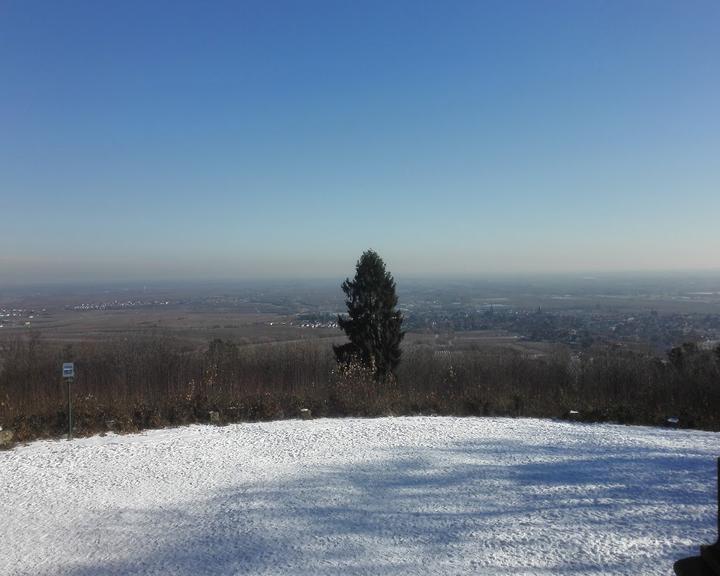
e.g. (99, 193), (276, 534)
(334, 250), (404, 380)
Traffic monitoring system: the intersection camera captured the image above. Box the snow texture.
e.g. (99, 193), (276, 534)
(1, 416), (718, 575)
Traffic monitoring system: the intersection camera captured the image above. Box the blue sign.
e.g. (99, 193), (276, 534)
(62, 363), (74, 379)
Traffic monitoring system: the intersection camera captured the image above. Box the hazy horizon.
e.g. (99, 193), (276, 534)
(2, 1), (719, 285)
(2, 264), (720, 291)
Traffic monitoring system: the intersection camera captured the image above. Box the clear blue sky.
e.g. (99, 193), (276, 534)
(2, 0), (718, 284)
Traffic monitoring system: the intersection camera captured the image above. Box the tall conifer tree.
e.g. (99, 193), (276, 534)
(334, 250), (404, 380)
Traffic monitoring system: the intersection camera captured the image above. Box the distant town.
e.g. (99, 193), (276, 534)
(2, 274), (719, 355)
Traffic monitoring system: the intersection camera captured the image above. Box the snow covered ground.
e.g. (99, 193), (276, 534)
(1, 417), (718, 576)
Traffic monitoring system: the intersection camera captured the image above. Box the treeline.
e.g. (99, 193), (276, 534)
(1, 335), (719, 443)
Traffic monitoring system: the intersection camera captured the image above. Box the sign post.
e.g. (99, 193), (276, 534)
(62, 363), (74, 440)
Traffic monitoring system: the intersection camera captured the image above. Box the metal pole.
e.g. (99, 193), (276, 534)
(67, 377), (72, 440)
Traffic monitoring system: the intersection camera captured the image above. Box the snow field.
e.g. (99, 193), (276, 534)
(1, 416), (718, 575)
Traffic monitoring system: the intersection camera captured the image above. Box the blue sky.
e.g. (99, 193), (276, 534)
(1, 0), (718, 283)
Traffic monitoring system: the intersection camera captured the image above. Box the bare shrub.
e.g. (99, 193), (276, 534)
(1, 333), (718, 443)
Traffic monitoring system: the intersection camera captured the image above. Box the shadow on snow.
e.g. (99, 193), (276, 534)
(40, 432), (717, 576)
